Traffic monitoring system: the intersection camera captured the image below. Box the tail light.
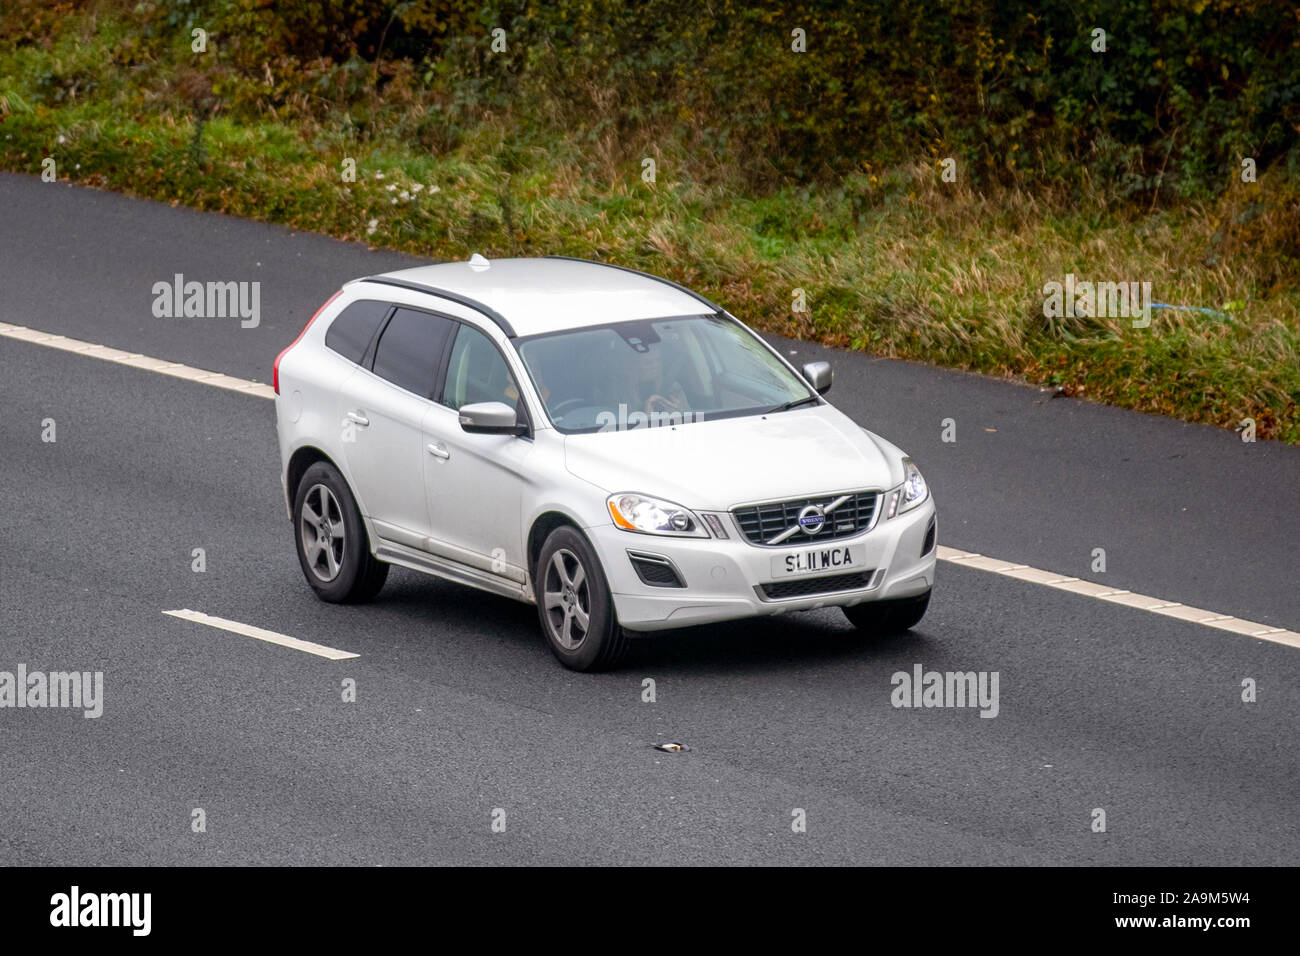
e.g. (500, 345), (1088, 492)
(273, 289), (342, 395)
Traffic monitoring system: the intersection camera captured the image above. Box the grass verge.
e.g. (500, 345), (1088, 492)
(1, 10), (1296, 442)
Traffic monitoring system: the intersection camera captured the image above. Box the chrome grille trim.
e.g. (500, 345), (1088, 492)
(731, 490), (881, 547)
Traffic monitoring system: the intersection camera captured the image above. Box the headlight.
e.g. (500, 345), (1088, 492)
(885, 458), (928, 518)
(607, 493), (706, 537)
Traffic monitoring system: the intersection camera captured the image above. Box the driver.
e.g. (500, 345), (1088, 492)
(634, 347), (689, 416)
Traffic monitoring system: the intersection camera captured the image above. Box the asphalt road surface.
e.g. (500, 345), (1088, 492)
(1, 172), (1297, 865)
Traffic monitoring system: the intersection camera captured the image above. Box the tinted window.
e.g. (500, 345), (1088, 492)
(324, 300), (390, 364)
(372, 308), (454, 397)
(441, 324), (520, 411)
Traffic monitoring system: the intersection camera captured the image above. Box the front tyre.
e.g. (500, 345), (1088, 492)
(535, 526), (630, 671)
(293, 461), (388, 603)
(842, 590), (930, 635)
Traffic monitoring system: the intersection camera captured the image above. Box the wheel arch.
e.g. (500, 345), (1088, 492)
(287, 445), (343, 512)
(526, 509), (588, 576)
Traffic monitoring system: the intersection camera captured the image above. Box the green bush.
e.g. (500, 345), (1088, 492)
(99, 0), (1297, 197)
(18, 0), (1292, 196)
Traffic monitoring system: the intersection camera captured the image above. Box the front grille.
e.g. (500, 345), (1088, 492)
(758, 570), (874, 600)
(732, 491), (879, 546)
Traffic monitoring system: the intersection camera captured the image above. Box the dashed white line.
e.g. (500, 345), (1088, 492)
(937, 546), (1300, 650)
(5, 321), (1294, 652)
(163, 609), (359, 660)
(0, 322), (274, 398)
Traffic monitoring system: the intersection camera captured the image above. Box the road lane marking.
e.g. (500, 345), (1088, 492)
(163, 609), (359, 660)
(5, 322), (1295, 651)
(937, 546), (1300, 650)
(0, 322), (275, 398)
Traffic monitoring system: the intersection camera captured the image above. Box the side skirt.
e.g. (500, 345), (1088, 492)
(374, 540), (535, 604)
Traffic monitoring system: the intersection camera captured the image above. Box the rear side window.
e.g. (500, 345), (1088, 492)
(324, 299), (390, 364)
(371, 307), (455, 397)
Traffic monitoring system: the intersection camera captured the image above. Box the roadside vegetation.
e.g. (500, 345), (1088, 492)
(2, 0), (1297, 440)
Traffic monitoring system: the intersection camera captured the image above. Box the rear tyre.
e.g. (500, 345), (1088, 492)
(535, 525), (630, 671)
(843, 590), (930, 635)
(293, 461), (389, 603)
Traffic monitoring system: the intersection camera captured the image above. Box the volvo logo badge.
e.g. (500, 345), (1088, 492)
(797, 505), (826, 535)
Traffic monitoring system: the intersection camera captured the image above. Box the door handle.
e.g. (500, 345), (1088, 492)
(427, 441), (451, 460)
(346, 410), (370, 427)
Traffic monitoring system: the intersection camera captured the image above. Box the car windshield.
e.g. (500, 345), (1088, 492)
(516, 314), (815, 433)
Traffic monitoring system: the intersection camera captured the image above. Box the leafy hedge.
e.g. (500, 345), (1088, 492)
(70, 0), (1295, 196)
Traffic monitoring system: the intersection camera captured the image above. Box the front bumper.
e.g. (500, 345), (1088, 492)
(588, 497), (937, 632)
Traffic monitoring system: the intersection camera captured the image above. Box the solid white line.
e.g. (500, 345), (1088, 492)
(163, 609), (359, 660)
(936, 546), (1300, 650)
(0, 322), (275, 399)
(6, 322), (1294, 652)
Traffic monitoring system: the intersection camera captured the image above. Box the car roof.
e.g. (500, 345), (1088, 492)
(359, 256), (717, 338)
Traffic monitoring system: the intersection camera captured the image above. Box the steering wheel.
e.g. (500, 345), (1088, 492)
(548, 397), (589, 419)
(645, 394), (681, 415)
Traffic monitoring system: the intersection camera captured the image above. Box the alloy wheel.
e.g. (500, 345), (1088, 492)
(300, 483), (346, 582)
(542, 548), (591, 649)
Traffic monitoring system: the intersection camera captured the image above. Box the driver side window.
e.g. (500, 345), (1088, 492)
(440, 324), (520, 412)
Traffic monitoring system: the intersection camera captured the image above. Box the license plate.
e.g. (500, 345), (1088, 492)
(771, 543), (866, 578)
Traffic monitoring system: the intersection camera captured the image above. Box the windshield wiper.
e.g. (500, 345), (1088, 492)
(762, 395), (820, 415)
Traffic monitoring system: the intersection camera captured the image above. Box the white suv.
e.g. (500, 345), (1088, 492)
(274, 256), (936, 670)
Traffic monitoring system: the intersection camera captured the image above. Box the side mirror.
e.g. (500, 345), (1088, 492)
(802, 360), (832, 395)
(458, 401), (525, 435)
